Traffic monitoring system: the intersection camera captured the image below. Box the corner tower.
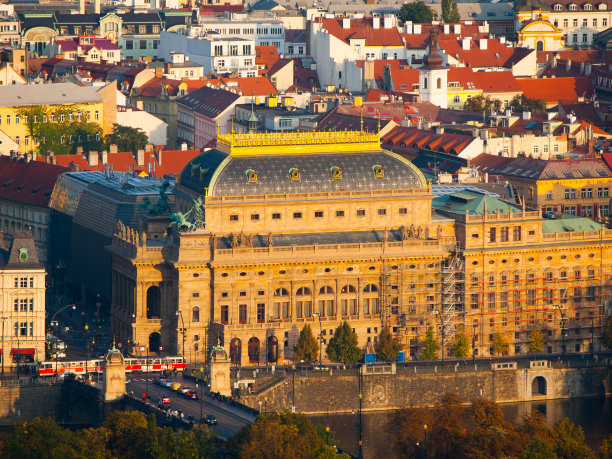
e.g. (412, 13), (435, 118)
(419, 28), (448, 109)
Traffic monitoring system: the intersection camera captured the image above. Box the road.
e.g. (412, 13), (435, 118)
(126, 372), (254, 439)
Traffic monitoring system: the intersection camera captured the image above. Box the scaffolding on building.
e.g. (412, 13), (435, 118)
(439, 250), (465, 347)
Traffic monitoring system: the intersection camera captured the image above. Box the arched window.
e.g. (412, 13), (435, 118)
(363, 284), (378, 292)
(273, 288), (289, 297)
(341, 285), (356, 294)
(319, 286), (334, 294)
(192, 306), (200, 322)
(296, 287), (312, 296)
(423, 77), (428, 89)
(536, 40), (544, 51)
(553, 3), (562, 10)
(436, 77), (441, 89)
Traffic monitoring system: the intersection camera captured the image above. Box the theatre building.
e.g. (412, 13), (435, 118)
(108, 130), (612, 364)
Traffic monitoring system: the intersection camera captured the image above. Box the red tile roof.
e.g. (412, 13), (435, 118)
(256, 46), (280, 71)
(220, 76), (277, 96)
(356, 59), (410, 88)
(135, 77), (216, 98)
(55, 37), (119, 52)
(517, 77), (594, 104)
(537, 49), (612, 65)
(438, 37), (532, 69)
(382, 126), (474, 155)
(401, 23), (485, 49)
(290, 58), (319, 92)
(35, 148), (201, 176)
(317, 17), (403, 47)
(0, 156), (69, 208)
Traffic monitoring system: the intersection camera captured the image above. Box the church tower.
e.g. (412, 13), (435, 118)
(419, 28), (448, 109)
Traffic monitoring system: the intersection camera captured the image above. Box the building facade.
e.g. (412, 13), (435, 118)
(0, 231), (47, 369)
(108, 130), (612, 364)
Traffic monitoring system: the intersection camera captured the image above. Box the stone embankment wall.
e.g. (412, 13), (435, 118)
(0, 383), (62, 425)
(240, 367), (611, 414)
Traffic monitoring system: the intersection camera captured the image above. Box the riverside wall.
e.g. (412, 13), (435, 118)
(240, 365), (612, 414)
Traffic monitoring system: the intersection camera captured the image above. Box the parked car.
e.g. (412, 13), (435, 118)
(204, 414), (217, 426)
(185, 390), (199, 400)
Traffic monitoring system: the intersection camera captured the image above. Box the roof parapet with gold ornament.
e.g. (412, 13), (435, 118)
(216, 130), (381, 156)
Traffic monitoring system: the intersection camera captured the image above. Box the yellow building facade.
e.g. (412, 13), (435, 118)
(108, 130), (612, 364)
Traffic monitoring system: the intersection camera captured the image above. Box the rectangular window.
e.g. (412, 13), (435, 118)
(293, 212), (302, 219)
(251, 214), (260, 221)
(126, 40), (133, 49)
(14, 299), (18, 312)
(20, 322), (27, 336)
(489, 227), (496, 242)
(220, 305), (228, 324)
(488, 292), (495, 310)
(257, 304), (265, 323)
(20, 299), (27, 312)
(470, 294), (479, 309)
(399, 207), (407, 215)
(272, 213), (281, 220)
(604, 18), (609, 27)
(377, 208), (386, 216)
(546, 190), (552, 200)
(29, 298), (34, 311)
(500, 227), (509, 242)
(140, 40), (147, 49)
(239, 304), (247, 324)
(20, 277), (27, 287)
(229, 214), (239, 221)
(356, 209), (366, 216)
(335, 210), (345, 217)
(29, 322), (33, 336)
(513, 226), (521, 241)
(527, 289), (536, 306)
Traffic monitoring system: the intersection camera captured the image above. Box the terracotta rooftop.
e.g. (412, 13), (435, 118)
(517, 76), (594, 104)
(382, 126), (475, 156)
(317, 17), (404, 47)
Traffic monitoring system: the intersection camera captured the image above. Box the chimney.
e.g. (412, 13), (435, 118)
(585, 62), (591, 75)
(413, 24), (421, 34)
(181, 142), (188, 151)
(443, 24), (450, 34)
(405, 21), (413, 34)
(462, 37), (471, 51)
(77, 146), (84, 155)
(110, 144), (118, 153)
(48, 152), (56, 165)
(588, 138), (596, 153)
(453, 24), (461, 34)
(79, 0), (84, 14)
(479, 38), (487, 50)
(87, 150), (98, 167)
(580, 62), (585, 74)
(505, 109), (511, 117)
(137, 149), (145, 167)
(342, 18), (350, 29)
(145, 143), (154, 151)
(383, 15), (394, 29)
(94, 0), (100, 13)
(101, 150), (108, 165)
(566, 59), (571, 72)
(372, 17), (380, 29)
(136, 100), (144, 110)
(522, 111), (531, 121)
(157, 149), (162, 166)
(155, 67), (163, 78)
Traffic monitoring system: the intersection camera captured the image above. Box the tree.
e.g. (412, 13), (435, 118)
(295, 324), (319, 362)
(464, 95), (502, 113)
(519, 436), (558, 459)
(374, 327), (403, 362)
(105, 123), (149, 152)
(102, 410), (149, 458)
(326, 321), (362, 364)
(231, 412), (341, 459)
(17, 105), (104, 156)
(529, 329), (546, 354)
(492, 332), (509, 357)
(551, 418), (595, 459)
(452, 330), (471, 358)
(398, 1), (434, 23)
(390, 407), (434, 458)
(421, 326), (440, 360)
(599, 434), (612, 458)
(441, 0), (460, 23)
(602, 316), (612, 350)
(430, 393), (468, 458)
(509, 94), (547, 114)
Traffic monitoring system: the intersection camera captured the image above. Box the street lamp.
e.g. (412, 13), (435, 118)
(176, 310), (185, 366)
(0, 317), (7, 377)
(555, 305), (566, 361)
(199, 366), (204, 423)
(85, 323), (89, 380)
(433, 309), (445, 365)
(591, 315), (595, 360)
(313, 312), (323, 367)
(423, 424), (428, 459)
(51, 304), (76, 377)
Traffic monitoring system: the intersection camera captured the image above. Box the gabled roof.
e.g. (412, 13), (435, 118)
(542, 215), (602, 233)
(176, 85), (240, 118)
(285, 29), (307, 44)
(439, 37), (533, 70)
(0, 156), (68, 208)
(136, 77), (216, 98)
(0, 231), (42, 270)
(318, 17), (403, 47)
(382, 126), (475, 156)
(517, 77), (594, 104)
(220, 77), (277, 96)
(56, 37), (119, 52)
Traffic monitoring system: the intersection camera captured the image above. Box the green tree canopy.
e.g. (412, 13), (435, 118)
(230, 412), (342, 459)
(551, 418), (595, 459)
(529, 329), (546, 354)
(17, 105), (104, 156)
(519, 436), (558, 459)
(374, 327), (403, 362)
(421, 326), (440, 360)
(509, 94), (547, 114)
(398, 1), (434, 23)
(441, 0), (460, 23)
(452, 330), (471, 358)
(295, 324), (319, 362)
(464, 95), (502, 113)
(105, 123), (149, 152)
(326, 321), (362, 364)
(492, 332), (509, 357)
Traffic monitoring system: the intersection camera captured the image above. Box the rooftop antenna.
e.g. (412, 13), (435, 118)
(360, 106), (364, 132)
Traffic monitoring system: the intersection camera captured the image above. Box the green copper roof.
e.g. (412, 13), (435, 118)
(542, 216), (602, 233)
(432, 191), (520, 215)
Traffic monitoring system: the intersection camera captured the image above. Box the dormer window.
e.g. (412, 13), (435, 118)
(569, 3), (578, 10)
(584, 3), (593, 10)
(553, 3), (563, 10)
(599, 2), (607, 9)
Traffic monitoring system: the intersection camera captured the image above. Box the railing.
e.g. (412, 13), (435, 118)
(205, 188), (429, 203)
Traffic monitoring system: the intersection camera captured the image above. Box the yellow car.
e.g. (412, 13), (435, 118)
(170, 382), (182, 392)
